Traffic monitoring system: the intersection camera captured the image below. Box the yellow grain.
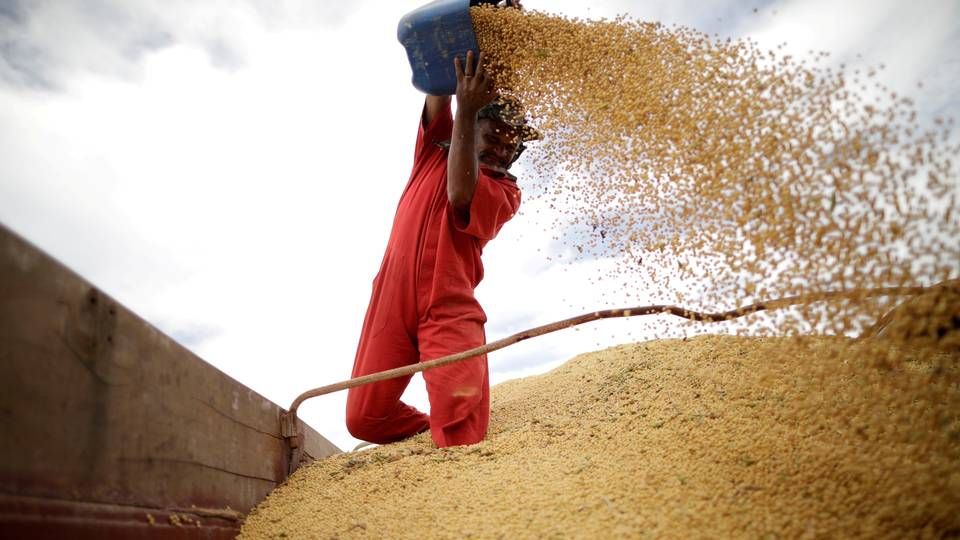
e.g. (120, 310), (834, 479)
(470, 7), (958, 339)
(241, 336), (960, 538)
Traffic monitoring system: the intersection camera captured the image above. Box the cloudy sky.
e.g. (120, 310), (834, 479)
(1, 0), (957, 451)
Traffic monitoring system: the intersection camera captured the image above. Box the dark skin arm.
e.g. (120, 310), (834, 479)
(448, 50), (495, 220)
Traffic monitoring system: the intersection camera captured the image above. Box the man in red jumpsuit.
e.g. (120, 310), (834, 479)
(346, 49), (538, 448)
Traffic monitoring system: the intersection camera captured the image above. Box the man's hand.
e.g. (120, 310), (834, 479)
(453, 50), (494, 118)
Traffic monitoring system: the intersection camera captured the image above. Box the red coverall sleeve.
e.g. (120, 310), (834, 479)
(414, 102), (454, 161)
(453, 174), (522, 241)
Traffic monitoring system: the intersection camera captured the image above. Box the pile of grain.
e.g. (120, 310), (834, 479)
(240, 336), (959, 538)
(471, 7), (958, 337)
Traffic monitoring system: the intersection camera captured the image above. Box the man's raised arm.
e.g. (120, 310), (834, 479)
(447, 50), (495, 219)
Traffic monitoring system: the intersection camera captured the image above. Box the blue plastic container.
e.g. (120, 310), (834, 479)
(398, 0), (484, 96)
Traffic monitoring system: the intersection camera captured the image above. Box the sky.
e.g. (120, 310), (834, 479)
(1, 0), (957, 451)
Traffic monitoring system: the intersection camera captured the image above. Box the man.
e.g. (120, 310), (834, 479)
(345, 49), (539, 448)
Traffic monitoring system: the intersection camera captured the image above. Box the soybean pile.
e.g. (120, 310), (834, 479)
(472, 7), (958, 338)
(240, 336), (960, 538)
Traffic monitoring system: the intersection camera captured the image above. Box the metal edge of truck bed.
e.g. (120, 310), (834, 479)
(0, 222), (341, 538)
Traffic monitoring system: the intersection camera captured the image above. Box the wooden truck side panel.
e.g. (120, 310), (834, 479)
(0, 223), (340, 537)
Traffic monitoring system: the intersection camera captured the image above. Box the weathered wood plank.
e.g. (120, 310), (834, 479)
(0, 223), (340, 536)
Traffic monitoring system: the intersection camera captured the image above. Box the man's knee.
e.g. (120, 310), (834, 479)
(345, 391), (381, 441)
(346, 411), (378, 442)
(347, 411), (430, 444)
(346, 392), (428, 444)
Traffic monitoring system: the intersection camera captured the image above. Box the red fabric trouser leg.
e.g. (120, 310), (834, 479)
(418, 316), (490, 448)
(345, 274), (429, 444)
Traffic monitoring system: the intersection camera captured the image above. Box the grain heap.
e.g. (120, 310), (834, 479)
(471, 7), (958, 338)
(241, 336), (959, 538)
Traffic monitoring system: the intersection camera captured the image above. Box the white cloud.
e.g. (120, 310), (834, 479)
(0, 0), (366, 89)
(739, 0), (959, 104)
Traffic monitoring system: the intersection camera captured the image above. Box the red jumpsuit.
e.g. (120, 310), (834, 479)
(345, 104), (521, 448)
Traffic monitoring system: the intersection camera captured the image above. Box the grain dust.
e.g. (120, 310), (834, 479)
(471, 7), (958, 338)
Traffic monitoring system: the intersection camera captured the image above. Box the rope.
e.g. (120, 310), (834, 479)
(286, 285), (931, 416)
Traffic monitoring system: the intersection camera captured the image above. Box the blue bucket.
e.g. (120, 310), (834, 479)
(398, 0), (491, 96)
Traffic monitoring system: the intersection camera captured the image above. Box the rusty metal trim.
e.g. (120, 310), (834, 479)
(0, 493), (242, 540)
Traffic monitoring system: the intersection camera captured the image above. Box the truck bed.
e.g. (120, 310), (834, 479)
(0, 223), (340, 538)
